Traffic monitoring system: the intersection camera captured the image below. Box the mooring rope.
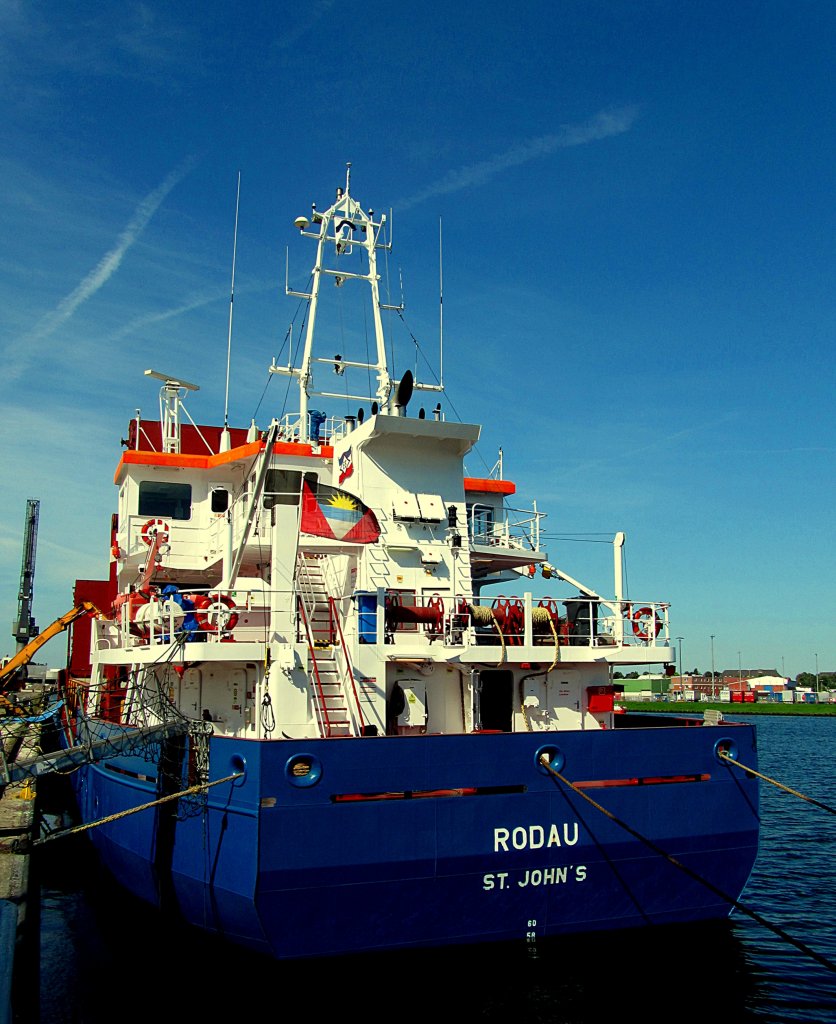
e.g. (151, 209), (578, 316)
(539, 754), (836, 974)
(531, 606), (560, 671)
(718, 751), (836, 815)
(469, 604), (506, 665)
(33, 770), (244, 847)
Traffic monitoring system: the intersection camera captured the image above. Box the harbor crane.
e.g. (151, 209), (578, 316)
(12, 499), (39, 653)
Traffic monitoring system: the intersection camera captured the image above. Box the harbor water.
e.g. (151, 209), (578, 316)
(16, 714), (836, 1023)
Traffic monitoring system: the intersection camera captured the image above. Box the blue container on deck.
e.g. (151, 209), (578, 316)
(356, 592), (377, 643)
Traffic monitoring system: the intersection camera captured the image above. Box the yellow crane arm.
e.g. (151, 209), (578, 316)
(0, 601), (100, 689)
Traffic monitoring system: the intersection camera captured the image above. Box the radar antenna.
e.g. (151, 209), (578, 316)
(144, 369), (200, 454)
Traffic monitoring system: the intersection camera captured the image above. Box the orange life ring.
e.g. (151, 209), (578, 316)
(192, 593), (239, 633)
(141, 518), (170, 546)
(631, 606), (662, 641)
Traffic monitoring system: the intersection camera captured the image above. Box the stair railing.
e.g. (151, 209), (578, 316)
(295, 554), (319, 624)
(296, 597), (333, 737)
(328, 596), (367, 736)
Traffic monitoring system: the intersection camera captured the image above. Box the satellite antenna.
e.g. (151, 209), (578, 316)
(395, 370), (414, 413)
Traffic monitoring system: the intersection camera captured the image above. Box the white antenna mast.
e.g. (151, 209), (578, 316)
(221, 171), (241, 452)
(439, 216), (444, 389)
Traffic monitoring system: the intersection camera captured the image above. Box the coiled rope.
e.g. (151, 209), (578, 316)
(468, 604), (561, 670)
(538, 753), (836, 975)
(469, 604), (506, 665)
(33, 770), (244, 847)
(531, 607), (560, 671)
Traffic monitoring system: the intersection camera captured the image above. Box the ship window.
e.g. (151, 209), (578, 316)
(263, 470), (318, 509)
(138, 481), (192, 521)
(211, 487), (229, 513)
(467, 503), (494, 543)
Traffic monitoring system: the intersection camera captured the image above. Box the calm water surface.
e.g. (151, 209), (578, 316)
(16, 714), (836, 1024)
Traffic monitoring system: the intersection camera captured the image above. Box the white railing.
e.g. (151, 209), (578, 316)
(94, 585), (669, 656)
(467, 503), (545, 555)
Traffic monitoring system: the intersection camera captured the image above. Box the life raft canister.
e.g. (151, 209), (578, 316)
(114, 588), (154, 637)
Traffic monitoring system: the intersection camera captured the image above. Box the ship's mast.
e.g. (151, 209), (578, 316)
(277, 164), (394, 442)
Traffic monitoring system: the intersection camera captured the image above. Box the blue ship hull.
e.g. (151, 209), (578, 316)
(69, 714), (759, 960)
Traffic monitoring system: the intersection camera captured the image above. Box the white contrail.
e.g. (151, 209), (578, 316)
(396, 106), (639, 212)
(9, 156), (196, 377)
(105, 290), (223, 342)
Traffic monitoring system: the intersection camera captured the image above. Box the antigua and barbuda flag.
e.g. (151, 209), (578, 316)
(338, 446), (353, 484)
(301, 481), (380, 543)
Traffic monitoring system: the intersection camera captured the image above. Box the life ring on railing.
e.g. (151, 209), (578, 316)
(192, 593), (239, 634)
(141, 518), (170, 546)
(631, 606), (662, 641)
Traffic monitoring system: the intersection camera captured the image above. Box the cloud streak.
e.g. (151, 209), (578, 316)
(9, 156), (196, 379)
(396, 106), (640, 211)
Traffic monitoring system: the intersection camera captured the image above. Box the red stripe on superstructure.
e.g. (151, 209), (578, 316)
(464, 477), (516, 495)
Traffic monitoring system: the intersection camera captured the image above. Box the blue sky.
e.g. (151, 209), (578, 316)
(1, 1), (833, 680)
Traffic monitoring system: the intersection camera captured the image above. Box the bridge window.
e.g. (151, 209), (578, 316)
(138, 481), (192, 521)
(263, 470), (318, 509)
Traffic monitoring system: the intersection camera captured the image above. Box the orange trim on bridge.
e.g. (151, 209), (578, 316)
(463, 477), (516, 496)
(115, 440), (331, 482)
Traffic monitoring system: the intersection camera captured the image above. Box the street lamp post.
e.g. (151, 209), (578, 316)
(815, 652), (819, 695)
(710, 635), (716, 699)
(738, 652), (742, 693)
(676, 637), (684, 697)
